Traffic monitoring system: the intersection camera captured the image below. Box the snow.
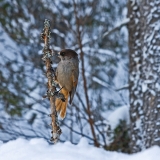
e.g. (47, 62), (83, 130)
(92, 76), (109, 89)
(108, 105), (130, 130)
(103, 18), (130, 38)
(0, 138), (160, 160)
(142, 82), (148, 92)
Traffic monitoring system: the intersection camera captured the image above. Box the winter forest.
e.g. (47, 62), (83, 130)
(0, 0), (160, 159)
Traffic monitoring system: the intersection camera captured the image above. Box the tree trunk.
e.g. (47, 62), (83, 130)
(128, 0), (160, 153)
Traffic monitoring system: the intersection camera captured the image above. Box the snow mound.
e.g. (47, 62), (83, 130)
(108, 105), (130, 129)
(0, 138), (160, 160)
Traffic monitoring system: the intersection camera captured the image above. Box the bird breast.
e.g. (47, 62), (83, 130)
(56, 58), (78, 92)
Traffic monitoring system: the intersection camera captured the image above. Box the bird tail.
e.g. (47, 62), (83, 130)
(55, 88), (69, 119)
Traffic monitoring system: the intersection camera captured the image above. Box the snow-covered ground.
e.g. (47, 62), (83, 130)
(0, 138), (160, 160)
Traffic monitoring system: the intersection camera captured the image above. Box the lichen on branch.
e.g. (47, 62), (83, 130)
(41, 19), (62, 143)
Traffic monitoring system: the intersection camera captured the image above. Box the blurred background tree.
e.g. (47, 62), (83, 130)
(0, 0), (129, 151)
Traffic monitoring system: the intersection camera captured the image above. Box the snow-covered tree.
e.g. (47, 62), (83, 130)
(128, 0), (160, 152)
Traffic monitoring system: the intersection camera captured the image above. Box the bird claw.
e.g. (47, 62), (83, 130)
(54, 88), (65, 102)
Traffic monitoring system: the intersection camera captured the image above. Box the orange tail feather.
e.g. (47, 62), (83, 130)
(55, 88), (69, 119)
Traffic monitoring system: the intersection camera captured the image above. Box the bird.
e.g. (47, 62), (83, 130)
(55, 49), (79, 119)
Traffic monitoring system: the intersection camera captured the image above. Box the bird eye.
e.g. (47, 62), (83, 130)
(60, 52), (65, 56)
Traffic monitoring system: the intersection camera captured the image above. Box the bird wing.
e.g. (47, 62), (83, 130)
(69, 69), (78, 104)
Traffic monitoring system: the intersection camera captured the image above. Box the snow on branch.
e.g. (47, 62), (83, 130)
(103, 18), (130, 38)
(92, 76), (110, 89)
(115, 84), (129, 91)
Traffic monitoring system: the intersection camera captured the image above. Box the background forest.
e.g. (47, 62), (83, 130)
(0, 0), (129, 152)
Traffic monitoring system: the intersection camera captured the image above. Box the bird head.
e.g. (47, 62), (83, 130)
(58, 49), (78, 60)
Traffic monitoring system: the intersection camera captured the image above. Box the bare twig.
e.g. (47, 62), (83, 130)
(61, 121), (94, 141)
(73, 0), (99, 147)
(41, 19), (61, 143)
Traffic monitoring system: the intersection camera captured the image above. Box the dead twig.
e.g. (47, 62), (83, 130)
(41, 19), (62, 143)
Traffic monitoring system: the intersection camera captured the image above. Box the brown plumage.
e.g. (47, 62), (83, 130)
(55, 49), (79, 119)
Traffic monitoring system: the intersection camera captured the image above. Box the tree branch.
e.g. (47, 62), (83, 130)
(73, 0), (99, 147)
(115, 84), (129, 91)
(41, 19), (61, 143)
(103, 18), (130, 38)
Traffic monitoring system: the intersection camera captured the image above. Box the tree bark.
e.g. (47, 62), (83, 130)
(128, 0), (160, 152)
(41, 19), (61, 143)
